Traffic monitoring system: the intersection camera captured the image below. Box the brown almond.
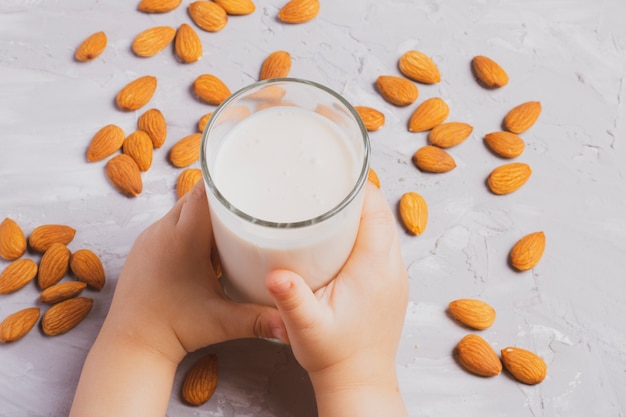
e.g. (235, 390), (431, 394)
(70, 249), (106, 290)
(399, 192), (428, 235)
(455, 334), (502, 377)
(484, 131), (525, 158)
(198, 112), (213, 132)
(412, 145), (456, 173)
(0, 307), (40, 343)
(29, 224), (76, 253)
(501, 347), (547, 385)
(408, 97), (449, 132)
(105, 154), (143, 197)
(137, 108), (167, 148)
(123, 131), (153, 172)
(367, 167), (380, 189)
(259, 51), (292, 80)
(177, 168), (203, 200)
(182, 353), (219, 406)
(355, 106), (385, 131)
(0, 259), (38, 294)
(448, 299), (496, 330)
(398, 50), (441, 84)
(509, 231), (545, 271)
(132, 26), (176, 57)
(487, 162), (532, 195)
(376, 75), (418, 107)
(503, 101), (542, 134)
(214, 0), (255, 15)
(138, 0), (182, 13)
(116, 75), (157, 111)
(38, 243), (71, 290)
(39, 281), (88, 304)
(429, 122), (473, 148)
(0, 218), (27, 261)
(86, 124), (126, 162)
(278, 0), (320, 24)
(472, 55), (509, 89)
(169, 133), (203, 168)
(188, 1), (228, 32)
(74, 31), (107, 62)
(193, 74), (231, 106)
(175, 23), (203, 64)
(41, 297), (94, 336)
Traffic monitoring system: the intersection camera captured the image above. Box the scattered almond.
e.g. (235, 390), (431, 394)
(74, 31), (107, 62)
(0, 218), (27, 261)
(355, 106), (385, 131)
(278, 0), (320, 24)
(188, 1), (228, 32)
(105, 154), (143, 197)
(448, 299), (496, 330)
(123, 131), (154, 172)
(408, 97), (449, 132)
(182, 353), (219, 406)
(367, 167), (380, 188)
(175, 23), (203, 64)
(41, 297), (94, 336)
(484, 131), (525, 158)
(413, 145), (456, 173)
(429, 122), (473, 148)
(509, 231), (545, 271)
(116, 75), (157, 111)
(137, 0), (182, 13)
(0, 307), (40, 343)
(193, 74), (231, 105)
(503, 101), (542, 134)
(198, 112), (213, 132)
(177, 168), (203, 200)
(501, 346), (547, 385)
(132, 26), (176, 57)
(39, 281), (88, 304)
(29, 225), (76, 253)
(86, 124), (126, 162)
(214, 0), (255, 15)
(260, 51), (292, 80)
(471, 55), (509, 89)
(137, 108), (167, 148)
(487, 162), (532, 195)
(376, 75), (418, 107)
(398, 50), (440, 84)
(169, 133), (203, 168)
(455, 334), (502, 377)
(399, 192), (428, 235)
(38, 243), (71, 290)
(70, 249), (106, 290)
(0, 259), (38, 294)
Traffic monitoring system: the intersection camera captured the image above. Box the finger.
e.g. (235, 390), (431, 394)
(213, 301), (288, 343)
(351, 183), (399, 257)
(175, 180), (213, 245)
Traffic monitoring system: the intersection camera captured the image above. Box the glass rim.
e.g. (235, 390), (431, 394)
(200, 77), (371, 229)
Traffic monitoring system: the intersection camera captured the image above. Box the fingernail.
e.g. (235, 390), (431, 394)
(269, 275), (292, 295)
(271, 327), (285, 343)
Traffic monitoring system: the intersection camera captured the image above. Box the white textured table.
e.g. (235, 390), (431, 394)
(1, 1), (625, 416)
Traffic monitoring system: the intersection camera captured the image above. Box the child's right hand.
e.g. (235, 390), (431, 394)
(265, 183), (409, 416)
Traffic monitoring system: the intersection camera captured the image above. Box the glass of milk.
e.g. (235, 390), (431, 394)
(200, 78), (370, 305)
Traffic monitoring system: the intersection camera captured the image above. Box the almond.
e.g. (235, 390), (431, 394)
(503, 101), (541, 134)
(38, 243), (71, 290)
(41, 297), (94, 336)
(169, 133), (203, 168)
(123, 131), (153, 171)
(501, 346), (547, 385)
(214, 0), (255, 15)
(0, 307), (40, 343)
(198, 112), (213, 132)
(39, 281), (88, 304)
(376, 75), (418, 107)
(429, 122), (473, 148)
(188, 1), (228, 32)
(132, 26), (176, 57)
(0, 259), (38, 294)
(247, 85), (287, 102)
(29, 224), (76, 253)
(471, 55), (509, 88)
(177, 168), (203, 200)
(399, 192), (428, 235)
(105, 154), (143, 197)
(355, 106), (385, 131)
(487, 162), (532, 195)
(175, 23), (203, 64)
(182, 353), (219, 406)
(0, 218), (27, 261)
(137, 108), (167, 148)
(193, 74), (231, 105)
(484, 131), (525, 158)
(412, 145), (456, 173)
(70, 249), (106, 290)
(367, 167), (380, 188)
(86, 124), (126, 162)
(259, 51), (292, 80)
(448, 299), (496, 330)
(278, 0), (320, 24)
(398, 50), (440, 84)
(455, 334), (502, 377)
(509, 231), (545, 271)
(116, 75), (157, 111)
(74, 31), (107, 62)
(408, 97), (449, 132)
(137, 0), (182, 13)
